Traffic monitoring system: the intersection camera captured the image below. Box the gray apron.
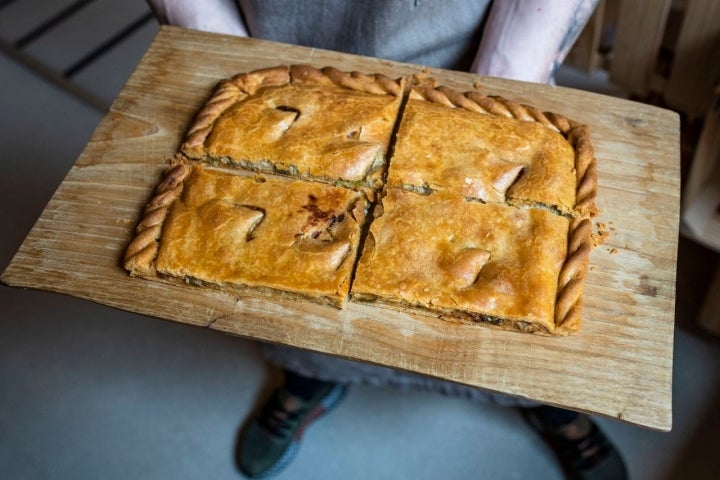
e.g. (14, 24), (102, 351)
(238, 0), (492, 70)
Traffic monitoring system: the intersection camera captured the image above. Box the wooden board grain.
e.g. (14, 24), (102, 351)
(1, 26), (680, 431)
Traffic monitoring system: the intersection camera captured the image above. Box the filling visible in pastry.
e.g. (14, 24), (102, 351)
(125, 65), (597, 335)
(128, 165), (369, 307)
(387, 98), (577, 213)
(181, 66), (404, 189)
(352, 188), (570, 333)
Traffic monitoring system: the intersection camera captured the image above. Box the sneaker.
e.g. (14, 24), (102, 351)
(521, 408), (628, 480)
(236, 381), (346, 478)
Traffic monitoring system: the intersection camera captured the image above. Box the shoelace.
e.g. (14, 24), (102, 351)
(552, 422), (611, 471)
(258, 391), (305, 439)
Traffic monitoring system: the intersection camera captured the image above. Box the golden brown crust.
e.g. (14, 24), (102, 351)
(555, 218), (593, 334)
(389, 95), (577, 209)
(183, 66), (291, 156)
(290, 65), (404, 96)
(407, 84), (598, 217)
(124, 162), (191, 276)
(127, 65), (599, 334)
(394, 83), (598, 334)
(126, 162), (369, 307)
(568, 125), (598, 218)
(181, 64), (404, 187)
(352, 188), (570, 334)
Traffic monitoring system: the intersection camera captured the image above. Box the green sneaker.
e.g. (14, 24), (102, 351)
(236, 381), (346, 478)
(521, 408), (628, 480)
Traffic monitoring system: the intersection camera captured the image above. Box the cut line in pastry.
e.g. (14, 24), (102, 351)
(125, 64), (598, 335)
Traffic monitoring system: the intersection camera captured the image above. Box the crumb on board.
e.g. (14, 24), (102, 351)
(609, 248), (618, 255)
(592, 221), (611, 247)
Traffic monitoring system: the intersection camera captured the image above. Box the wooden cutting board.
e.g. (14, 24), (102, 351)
(1, 26), (679, 431)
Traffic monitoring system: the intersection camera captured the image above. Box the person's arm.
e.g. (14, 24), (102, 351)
(146, 0), (249, 37)
(471, 0), (599, 83)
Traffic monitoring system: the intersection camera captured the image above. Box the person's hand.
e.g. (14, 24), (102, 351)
(147, 0), (249, 37)
(471, 0), (598, 84)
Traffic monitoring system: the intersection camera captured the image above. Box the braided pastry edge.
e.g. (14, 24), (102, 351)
(180, 64), (404, 159)
(555, 218), (593, 334)
(143, 67), (598, 334)
(124, 162), (191, 276)
(409, 83), (598, 334)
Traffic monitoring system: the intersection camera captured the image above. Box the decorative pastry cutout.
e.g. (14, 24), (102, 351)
(490, 162), (524, 200)
(263, 107), (300, 141)
(294, 238), (352, 270)
(275, 105), (301, 117)
(320, 142), (382, 180)
(181, 65), (404, 187)
(197, 199), (265, 243)
(447, 248), (491, 287)
(459, 157), (524, 203)
(126, 64), (597, 333)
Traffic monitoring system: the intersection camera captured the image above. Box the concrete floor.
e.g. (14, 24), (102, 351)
(2, 2), (720, 479)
